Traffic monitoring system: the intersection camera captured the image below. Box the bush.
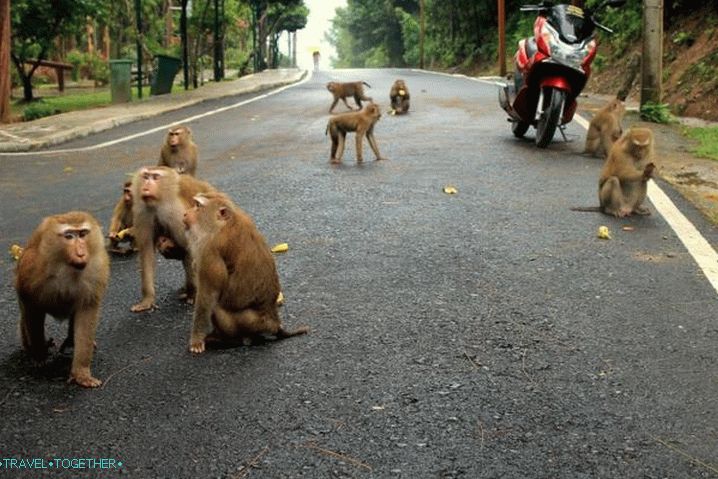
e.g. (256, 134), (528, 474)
(640, 102), (675, 124)
(22, 101), (60, 121)
(66, 50), (84, 81)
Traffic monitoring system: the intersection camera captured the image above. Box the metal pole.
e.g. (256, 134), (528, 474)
(419, 0), (425, 69)
(498, 0), (506, 77)
(181, 0), (188, 89)
(641, 0), (663, 106)
(135, 0), (143, 99)
(213, 0), (220, 81)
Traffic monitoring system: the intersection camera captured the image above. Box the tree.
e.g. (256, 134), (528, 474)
(250, 0), (303, 71)
(0, 0), (10, 122)
(10, 0), (98, 101)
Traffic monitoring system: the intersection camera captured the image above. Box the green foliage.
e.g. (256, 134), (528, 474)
(640, 102), (675, 124)
(396, 7), (420, 66)
(672, 31), (695, 46)
(686, 126), (718, 161)
(585, 0), (642, 55)
(66, 50), (84, 82)
(22, 101), (60, 121)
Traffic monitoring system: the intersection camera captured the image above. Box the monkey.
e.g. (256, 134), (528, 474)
(159, 125), (198, 176)
(183, 192), (308, 354)
(107, 180), (136, 254)
(14, 212), (110, 388)
(584, 98), (626, 158)
(130, 166), (216, 312)
(389, 79), (411, 114)
(326, 103), (386, 164)
(571, 128), (656, 217)
(326, 81), (372, 113)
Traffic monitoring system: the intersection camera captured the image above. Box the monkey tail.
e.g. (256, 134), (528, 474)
(276, 325), (310, 339)
(363, 81), (371, 88)
(570, 206), (603, 213)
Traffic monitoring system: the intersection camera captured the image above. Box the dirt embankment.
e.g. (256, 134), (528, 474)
(588, 6), (718, 122)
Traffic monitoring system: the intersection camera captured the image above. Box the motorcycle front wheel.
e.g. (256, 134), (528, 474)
(535, 88), (565, 148)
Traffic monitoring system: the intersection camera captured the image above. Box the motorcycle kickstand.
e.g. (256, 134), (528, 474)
(558, 124), (569, 142)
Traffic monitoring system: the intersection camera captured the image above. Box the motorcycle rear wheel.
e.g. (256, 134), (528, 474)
(511, 120), (530, 138)
(535, 88), (565, 148)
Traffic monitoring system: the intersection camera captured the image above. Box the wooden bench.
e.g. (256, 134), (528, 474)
(24, 59), (74, 92)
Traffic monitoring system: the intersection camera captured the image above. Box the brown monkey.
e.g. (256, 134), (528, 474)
(326, 81), (372, 113)
(14, 212), (110, 388)
(159, 125), (198, 176)
(183, 192), (308, 353)
(572, 128), (656, 217)
(130, 166), (216, 312)
(389, 79), (410, 114)
(326, 103), (386, 164)
(107, 180), (135, 254)
(584, 98), (625, 157)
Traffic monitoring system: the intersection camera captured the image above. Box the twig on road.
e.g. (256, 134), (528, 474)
(302, 441), (372, 472)
(100, 355), (153, 389)
(652, 436), (718, 475)
(521, 349), (536, 385)
(232, 446), (270, 478)
(463, 350), (482, 370)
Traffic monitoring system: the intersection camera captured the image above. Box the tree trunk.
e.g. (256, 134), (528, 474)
(0, 0), (11, 122)
(21, 74), (33, 102)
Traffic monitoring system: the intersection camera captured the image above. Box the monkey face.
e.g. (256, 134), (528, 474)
(57, 225), (91, 269)
(139, 169), (165, 202)
(168, 128), (184, 147)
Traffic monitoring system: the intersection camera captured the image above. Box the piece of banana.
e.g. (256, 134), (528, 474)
(597, 226), (611, 240)
(9, 244), (24, 261)
(271, 243), (289, 253)
(443, 185), (458, 195)
(116, 228), (132, 240)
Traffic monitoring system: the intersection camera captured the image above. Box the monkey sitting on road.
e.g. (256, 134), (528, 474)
(584, 98), (626, 158)
(15, 211), (110, 388)
(107, 180), (136, 254)
(389, 79), (410, 115)
(326, 103), (386, 164)
(326, 81), (372, 113)
(183, 192), (308, 354)
(572, 127), (656, 217)
(159, 125), (198, 176)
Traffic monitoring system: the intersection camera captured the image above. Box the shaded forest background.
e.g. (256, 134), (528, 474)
(327, 0), (718, 121)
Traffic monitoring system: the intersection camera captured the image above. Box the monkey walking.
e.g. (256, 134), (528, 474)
(389, 79), (410, 115)
(159, 125), (198, 176)
(326, 103), (386, 164)
(584, 98), (626, 158)
(572, 127), (656, 217)
(326, 81), (372, 113)
(183, 192), (308, 354)
(15, 212), (110, 388)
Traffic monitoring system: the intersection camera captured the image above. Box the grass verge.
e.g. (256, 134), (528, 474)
(686, 126), (718, 161)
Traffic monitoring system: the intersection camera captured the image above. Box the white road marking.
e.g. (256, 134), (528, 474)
(574, 112), (718, 294)
(1, 71), (313, 157)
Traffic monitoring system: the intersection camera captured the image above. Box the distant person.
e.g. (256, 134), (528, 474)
(312, 50), (320, 71)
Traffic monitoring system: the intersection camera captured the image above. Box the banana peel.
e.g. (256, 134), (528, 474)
(9, 244), (23, 261)
(271, 243), (289, 253)
(276, 291), (285, 306)
(443, 185), (458, 195)
(597, 226), (611, 240)
(116, 228), (132, 240)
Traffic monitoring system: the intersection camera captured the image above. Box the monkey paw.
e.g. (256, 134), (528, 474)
(69, 372), (102, 388)
(189, 340), (206, 354)
(130, 300), (157, 312)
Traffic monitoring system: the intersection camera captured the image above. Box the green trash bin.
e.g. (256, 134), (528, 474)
(109, 59), (133, 103)
(151, 55), (182, 95)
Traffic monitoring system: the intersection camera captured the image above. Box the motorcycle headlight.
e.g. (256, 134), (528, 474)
(542, 23), (591, 71)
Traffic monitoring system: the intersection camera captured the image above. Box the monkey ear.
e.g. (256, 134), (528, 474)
(217, 206), (230, 221)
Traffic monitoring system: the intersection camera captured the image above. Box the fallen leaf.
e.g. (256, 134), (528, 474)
(443, 185), (458, 195)
(271, 243), (289, 253)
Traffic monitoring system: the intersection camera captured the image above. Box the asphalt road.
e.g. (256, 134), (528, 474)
(1, 69), (717, 478)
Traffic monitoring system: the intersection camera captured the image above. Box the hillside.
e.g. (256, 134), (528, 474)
(587, 5), (718, 122)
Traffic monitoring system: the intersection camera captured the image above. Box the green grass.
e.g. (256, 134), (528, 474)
(11, 86), (153, 120)
(686, 126), (718, 161)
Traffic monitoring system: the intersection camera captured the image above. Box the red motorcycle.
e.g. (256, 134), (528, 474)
(499, 0), (625, 147)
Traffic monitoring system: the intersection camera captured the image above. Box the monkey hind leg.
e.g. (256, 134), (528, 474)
(19, 304), (51, 363)
(600, 177), (630, 217)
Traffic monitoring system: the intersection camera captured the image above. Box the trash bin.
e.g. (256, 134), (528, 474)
(109, 59), (133, 103)
(151, 55), (182, 95)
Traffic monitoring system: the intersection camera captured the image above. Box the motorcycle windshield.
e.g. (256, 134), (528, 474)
(547, 4), (594, 44)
